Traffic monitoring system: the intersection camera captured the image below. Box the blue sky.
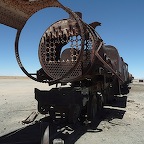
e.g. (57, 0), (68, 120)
(0, 0), (144, 79)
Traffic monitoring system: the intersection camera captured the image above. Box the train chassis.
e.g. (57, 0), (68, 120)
(35, 72), (126, 124)
(35, 87), (103, 124)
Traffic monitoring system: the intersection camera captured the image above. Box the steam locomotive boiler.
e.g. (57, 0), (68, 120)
(12, 1), (131, 123)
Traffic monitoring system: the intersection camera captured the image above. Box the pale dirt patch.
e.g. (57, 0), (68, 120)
(0, 78), (56, 136)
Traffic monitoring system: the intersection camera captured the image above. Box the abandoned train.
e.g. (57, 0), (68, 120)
(34, 13), (132, 123)
(12, 2), (132, 123)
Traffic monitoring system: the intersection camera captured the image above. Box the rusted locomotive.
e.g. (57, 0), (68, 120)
(34, 13), (131, 122)
(0, 0), (131, 123)
(16, 3), (130, 123)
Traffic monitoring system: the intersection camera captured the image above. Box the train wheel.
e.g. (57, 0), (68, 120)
(68, 104), (81, 124)
(105, 86), (114, 104)
(87, 95), (98, 121)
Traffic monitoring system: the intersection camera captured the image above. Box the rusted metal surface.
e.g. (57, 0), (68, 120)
(103, 45), (129, 83)
(39, 19), (83, 82)
(38, 13), (103, 83)
(103, 45), (120, 72)
(12, 1), (86, 83)
(0, 0), (60, 29)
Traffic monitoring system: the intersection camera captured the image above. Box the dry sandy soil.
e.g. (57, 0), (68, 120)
(76, 80), (144, 144)
(0, 78), (144, 143)
(0, 77), (54, 137)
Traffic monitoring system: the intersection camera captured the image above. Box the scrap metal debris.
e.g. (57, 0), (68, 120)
(22, 111), (39, 124)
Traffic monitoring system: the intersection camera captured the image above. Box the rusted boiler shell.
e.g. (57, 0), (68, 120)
(38, 17), (103, 82)
(103, 45), (129, 82)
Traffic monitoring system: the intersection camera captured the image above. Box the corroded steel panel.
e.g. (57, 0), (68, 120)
(103, 45), (120, 72)
(0, 0), (60, 29)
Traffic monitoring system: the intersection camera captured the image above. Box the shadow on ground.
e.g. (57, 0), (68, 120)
(0, 96), (127, 144)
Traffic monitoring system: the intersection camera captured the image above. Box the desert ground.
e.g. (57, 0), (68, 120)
(76, 79), (144, 144)
(0, 77), (144, 143)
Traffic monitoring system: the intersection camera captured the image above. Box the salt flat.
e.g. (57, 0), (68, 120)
(0, 78), (55, 137)
(0, 78), (144, 144)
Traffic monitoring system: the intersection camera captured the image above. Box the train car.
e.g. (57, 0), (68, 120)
(103, 45), (130, 95)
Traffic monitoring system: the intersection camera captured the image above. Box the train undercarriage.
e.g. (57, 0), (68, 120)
(35, 72), (129, 124)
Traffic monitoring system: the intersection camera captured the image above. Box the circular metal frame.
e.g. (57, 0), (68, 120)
(15, 2), (85, 83)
